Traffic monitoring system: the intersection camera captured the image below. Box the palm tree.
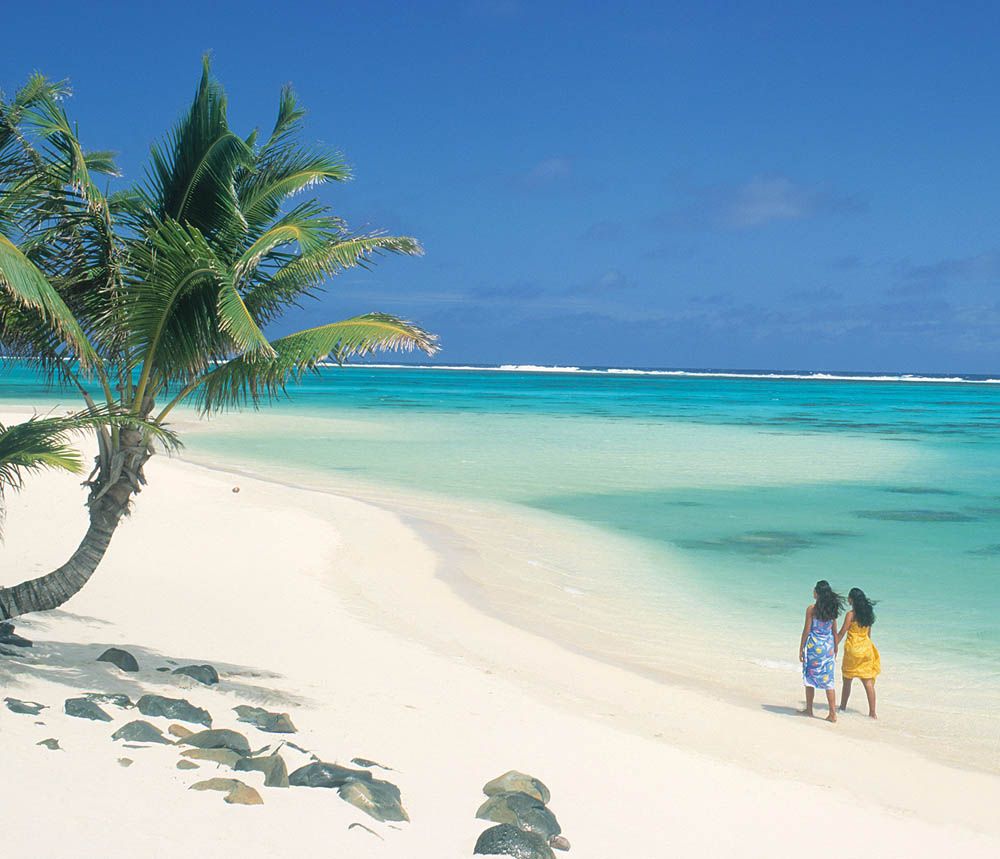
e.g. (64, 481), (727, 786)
(0, 412), (177, 532)
(0, 60), (437, 620)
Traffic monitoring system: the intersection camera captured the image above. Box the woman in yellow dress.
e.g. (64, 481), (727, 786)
(837, 587), (881, 719)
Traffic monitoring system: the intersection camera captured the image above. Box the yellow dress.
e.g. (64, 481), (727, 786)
(842, 622), (881, 680)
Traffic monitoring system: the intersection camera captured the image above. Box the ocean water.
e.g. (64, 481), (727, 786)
(3, 364), (1000, 765)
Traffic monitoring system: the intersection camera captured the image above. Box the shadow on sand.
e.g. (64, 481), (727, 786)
(760, 704), (804, 717)
(0, 610), (313, 711)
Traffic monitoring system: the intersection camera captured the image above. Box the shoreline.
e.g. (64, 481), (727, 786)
(1, 430), (999, 854)
(175, 438), (1000, 780)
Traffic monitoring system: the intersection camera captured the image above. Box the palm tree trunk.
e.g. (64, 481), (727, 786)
(0, 427), (150, 621)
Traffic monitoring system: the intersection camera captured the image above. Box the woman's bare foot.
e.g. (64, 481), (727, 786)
(868, 713), (878, 720)
(801, 708), (814, 717)
(838, 704), (847, 712)
(825, 713), (837, 723)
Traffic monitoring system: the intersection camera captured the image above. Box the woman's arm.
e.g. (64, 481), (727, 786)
(799, 605), (813, 662)
(837, 610), (854, 645)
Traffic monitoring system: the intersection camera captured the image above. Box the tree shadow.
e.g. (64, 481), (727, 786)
(0, 614), (313, 712)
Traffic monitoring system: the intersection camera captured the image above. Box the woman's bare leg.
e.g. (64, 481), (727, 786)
(825, 689), (837, 722)
(804, 686), (815, 717)
(840, 677), (853, 711)
(861, 678), (877, 719)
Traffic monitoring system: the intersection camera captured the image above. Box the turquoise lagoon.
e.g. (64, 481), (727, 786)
(3, 365), (999, 765)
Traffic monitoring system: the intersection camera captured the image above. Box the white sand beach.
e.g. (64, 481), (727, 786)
(2, 410), (999, 858)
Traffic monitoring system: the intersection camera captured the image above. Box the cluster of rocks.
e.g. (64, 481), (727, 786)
(474, 771), (570, 858)
(5, 643), (409, 826)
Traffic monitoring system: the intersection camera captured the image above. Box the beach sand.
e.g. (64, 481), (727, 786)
(1, 412), (998, 857)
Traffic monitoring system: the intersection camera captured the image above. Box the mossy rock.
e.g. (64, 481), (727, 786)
(137, 694), (211, 727)
(477, 791), (561, 840)
(84, 692), (133, 709)
(190, 777), (263, 805)
(65, 697), (112, 722)
(338, 777), (408, 822)
(181, 748), (243, 767)
(233, 705), (296, 733)
(4, 697), (45, 716)
(179, 728), (249, 755)
(483, 771), (551, 805)
(234, 753), (289, 788)
(288, 762), (373, 789)
(111, 720), (170, 744)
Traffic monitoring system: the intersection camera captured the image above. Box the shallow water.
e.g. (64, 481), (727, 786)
(4, 364), (1000, 766)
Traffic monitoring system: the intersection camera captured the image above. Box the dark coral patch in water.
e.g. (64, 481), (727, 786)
(677, 531), (816, 558)
(881, 486), (962, 496)
(962, 507), (1000, 519)
(854, 509), (977, 522)
(968, 544), (1000, 556)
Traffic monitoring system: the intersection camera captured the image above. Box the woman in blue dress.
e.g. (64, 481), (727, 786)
(798, 579), (845, 722)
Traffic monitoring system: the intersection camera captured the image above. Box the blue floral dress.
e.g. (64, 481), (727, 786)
(802, 617), (836, 690)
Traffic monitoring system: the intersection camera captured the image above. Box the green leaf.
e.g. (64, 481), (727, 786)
(196, 313), (438, 411)
(0, 231), (95, 362)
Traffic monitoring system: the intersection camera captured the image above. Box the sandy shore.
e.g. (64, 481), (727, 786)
(1, 412), (999, 856)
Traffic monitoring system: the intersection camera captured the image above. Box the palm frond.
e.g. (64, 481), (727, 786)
(245, 233), (423, 325)
(145, 57), (253, 241)
(0, 231), (95, 362)
(197, 313), (438, 411)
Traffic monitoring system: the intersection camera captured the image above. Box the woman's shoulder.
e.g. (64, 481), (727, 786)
(805, 603), (815, 616)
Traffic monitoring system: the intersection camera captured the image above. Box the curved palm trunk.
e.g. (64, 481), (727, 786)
(0, 428), (150, 621)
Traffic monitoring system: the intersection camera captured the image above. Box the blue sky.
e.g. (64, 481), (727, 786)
(5, 1), (1000, 372)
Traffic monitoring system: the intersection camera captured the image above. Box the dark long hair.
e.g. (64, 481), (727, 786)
(814, 580), (845, 621)
(848, 587), (877, 627)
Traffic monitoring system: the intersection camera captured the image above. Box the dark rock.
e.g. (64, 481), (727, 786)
(477, 791), (561, 840)
(180, 728), (250, 756)
(235, 753), (289, 787)
(288, 762), (373, 789)
(338, 777), (409, 822)
(136, 694), (212, 727)
(474, 824), (555, 858)
(155, 667), (170, 672)
(172, 664), (219, 686)
(37, 738), (61, 750)
(64, 697), (113, 722)
(483, 771), (551, 805)
(118, 757), (133, 767)
(97, 647), (139, 672)
(177, 760), (200, 770)
(233, 705), (296, 733)
(4, 697), (45, 716)
(111, 720), (170, 744)
(549, 835), (571, 851)
(351, 757), (395, 771)
(169, 724), (194, 739)
(84, 692), (133, 709)
(0, 622), (32, 647)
